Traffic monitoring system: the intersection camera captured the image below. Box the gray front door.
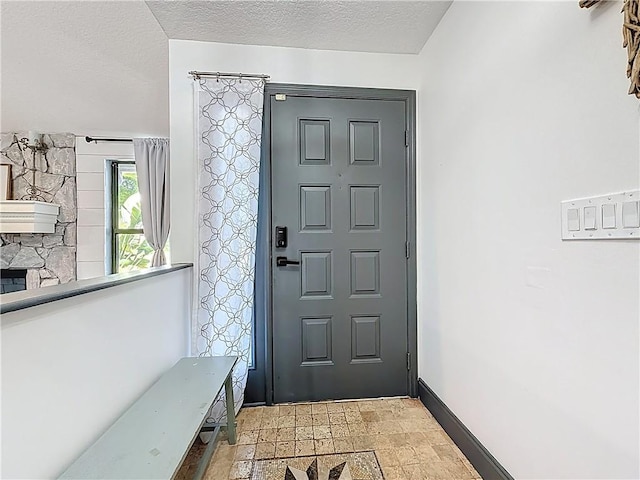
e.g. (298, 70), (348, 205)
(271, 94), (408, 403)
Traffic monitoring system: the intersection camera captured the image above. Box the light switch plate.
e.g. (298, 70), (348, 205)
(561, 190), (640, 240)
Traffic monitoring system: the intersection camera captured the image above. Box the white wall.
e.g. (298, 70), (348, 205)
(417, 2), (640, 479)
(0, 1), (168, 137)
(168, 40), (419, 262)
(76, 139), (136, 279)
(1, 268), (191, 479)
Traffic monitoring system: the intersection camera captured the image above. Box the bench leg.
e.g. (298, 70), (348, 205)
(193, 426), (220, 480)
(224, 374), (236, 445)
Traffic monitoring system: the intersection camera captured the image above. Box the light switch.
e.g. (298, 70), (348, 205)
(622, 201), (640, 228)
(562, 190), (640, 240)
(584, 206), (596, 230)
(602, 204), (616, 229)
(567, 208), (580, 231)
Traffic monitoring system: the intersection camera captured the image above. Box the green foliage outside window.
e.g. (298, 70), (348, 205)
(113, 164), (154, 273)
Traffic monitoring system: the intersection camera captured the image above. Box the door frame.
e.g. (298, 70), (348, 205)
(260, 83), (417, 405)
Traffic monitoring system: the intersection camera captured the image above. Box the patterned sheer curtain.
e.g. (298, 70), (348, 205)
(194, 77), (265, 421)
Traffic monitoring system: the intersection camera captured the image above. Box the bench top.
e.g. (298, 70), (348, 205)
(59, 356), (238, 480)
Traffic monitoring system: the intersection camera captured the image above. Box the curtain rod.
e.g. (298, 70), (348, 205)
(85, 136), (132, 143)
(189, 70), (270, 80)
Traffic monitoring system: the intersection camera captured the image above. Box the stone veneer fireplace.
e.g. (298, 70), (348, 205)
(0, 133), (77, 290)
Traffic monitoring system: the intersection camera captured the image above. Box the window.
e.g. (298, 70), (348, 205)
(108, 160), (155, 273)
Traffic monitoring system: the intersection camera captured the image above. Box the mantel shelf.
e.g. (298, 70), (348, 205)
(0, 200), (60, 234)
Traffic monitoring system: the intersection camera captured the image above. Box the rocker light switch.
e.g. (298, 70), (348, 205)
(602, 204), (616, 229)
(622, 201), (640, 228)
(562, 190), (639, 240)
(584, 206), (597, 230)
(567, 208), (580, 231)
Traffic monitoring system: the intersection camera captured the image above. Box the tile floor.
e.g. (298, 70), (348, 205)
(177, 398), (482, 480)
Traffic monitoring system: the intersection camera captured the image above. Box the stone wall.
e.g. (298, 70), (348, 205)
(0, 133), (77, 288)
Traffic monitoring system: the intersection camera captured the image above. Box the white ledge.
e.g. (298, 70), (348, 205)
(0, 200), (60, 234)
(0, 264), (193, 314)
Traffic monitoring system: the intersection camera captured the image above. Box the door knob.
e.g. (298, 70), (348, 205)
(276, 256), (300, 267)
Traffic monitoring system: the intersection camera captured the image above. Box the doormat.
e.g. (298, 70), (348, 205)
(250, 451), (384, 480)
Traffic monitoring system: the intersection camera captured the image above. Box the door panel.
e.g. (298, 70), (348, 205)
(271, 96), (408, 403)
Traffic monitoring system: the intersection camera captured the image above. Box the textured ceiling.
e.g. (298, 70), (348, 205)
(1, 0), (452, 135)
(1, 1), (169, 136)
(145, 1), (452, 54)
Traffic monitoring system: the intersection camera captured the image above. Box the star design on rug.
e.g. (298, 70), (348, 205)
(284, 458), (352, 480)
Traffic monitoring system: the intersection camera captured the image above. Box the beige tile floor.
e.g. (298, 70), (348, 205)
(177, 398), (482, 480)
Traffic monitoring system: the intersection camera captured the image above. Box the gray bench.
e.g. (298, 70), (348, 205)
(59, 356), (238, 480)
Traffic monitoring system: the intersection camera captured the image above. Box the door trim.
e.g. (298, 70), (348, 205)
(261, 83), (417, 404)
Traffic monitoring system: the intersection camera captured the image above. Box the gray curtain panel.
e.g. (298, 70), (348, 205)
(133, 138), (170, 267)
